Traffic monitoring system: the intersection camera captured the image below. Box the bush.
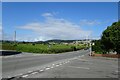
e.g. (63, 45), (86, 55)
(92, 40), (107, 54)
(71, 46), (77, 51)
(32, 43), (35, 46)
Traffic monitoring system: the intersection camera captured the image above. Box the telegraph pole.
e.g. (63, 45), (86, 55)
(86, 36), (88, 48)
(89, 39), (92, 56)
(2, 30), (4, 41)
(14, 31), (16, 44)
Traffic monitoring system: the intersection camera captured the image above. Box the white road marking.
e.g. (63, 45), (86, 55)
(14, 56), (88, 77)
(45, 68), (50, 70)
(31, 72), (38, 74)
(51, 66), (54, 68)
(22, 75), (28, 77)
(59, 64), (62, 65)
(68, 66), (90, 70)
(40, 70), (44, 72)
(52, 64), (55, 66)
(56, 65), (59, 67)
(28, 71), (32, 73)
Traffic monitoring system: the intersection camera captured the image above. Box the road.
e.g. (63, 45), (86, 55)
(26, 55), (118, 78)
(2, 50), (89, 78)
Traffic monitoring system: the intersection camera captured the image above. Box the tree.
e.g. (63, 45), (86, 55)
(101, 21), (120, 54)
(92, 40), (105, 53)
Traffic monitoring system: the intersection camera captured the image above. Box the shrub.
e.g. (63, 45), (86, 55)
(71, 46), (77, 51)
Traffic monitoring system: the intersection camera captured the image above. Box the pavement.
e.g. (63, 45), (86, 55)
(2, 50), (89, 78)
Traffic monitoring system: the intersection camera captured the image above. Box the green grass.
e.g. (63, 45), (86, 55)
(2, 43), (87, 54)
(95, 52), (103, 54)
(2, 43), (16, 50)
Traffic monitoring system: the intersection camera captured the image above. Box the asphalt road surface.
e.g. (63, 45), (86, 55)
(26, 55), (118, 78)
(2, 50), (89, 78)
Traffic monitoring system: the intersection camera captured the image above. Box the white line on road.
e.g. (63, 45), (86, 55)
(28, 71), (32, 73)
(22, 75), (28, 78)
(45, 68), (50, 70)
(68, 66), (90, 70)
(40, 70), (44, 72)
(52, 64), (55, 66)
(31, 72), (38, 74)
(56, 65), (59, 67)
(65, 62), (68, 63)
(59, 64), (62, 65)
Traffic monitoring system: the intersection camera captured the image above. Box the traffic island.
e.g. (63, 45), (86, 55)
(91, 51), (120, 58)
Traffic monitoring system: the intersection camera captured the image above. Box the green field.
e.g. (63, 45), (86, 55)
(2, 43), (87, 54)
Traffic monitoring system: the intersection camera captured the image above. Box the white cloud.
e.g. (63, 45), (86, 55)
(18, 13), (92, 41)
(80, 19), (100, 26)
(0, 23), (2, 40)
(42, 12), (53, 17)
(0, 22), (2, 31)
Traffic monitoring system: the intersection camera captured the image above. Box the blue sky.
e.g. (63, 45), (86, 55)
(2, 2), (118, 41)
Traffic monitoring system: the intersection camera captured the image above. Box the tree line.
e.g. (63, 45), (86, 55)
(92, 21), (120, 54)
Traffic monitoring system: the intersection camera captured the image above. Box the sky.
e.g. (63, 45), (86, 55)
(2, 2), (118, 41)
(0, 2), (2, 40)
(2, 0), (120, 2)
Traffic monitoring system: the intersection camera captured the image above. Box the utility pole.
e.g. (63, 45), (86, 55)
(2, 30), (4, 41)
(14, 31), (16, 44)
(89, 39), (92, 56)
(86, 36), (88, 48)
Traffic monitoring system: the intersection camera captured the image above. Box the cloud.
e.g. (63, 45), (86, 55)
(0, 22), (2, 31)
(18, 13), (92, 41)
(0, 23), (2, 40)
(80, 19), (100, 26)
(42, 12), (53, 17)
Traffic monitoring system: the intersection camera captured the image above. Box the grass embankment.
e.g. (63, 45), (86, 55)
(2, 43), (16, 50)
(2, 43), (87, 54)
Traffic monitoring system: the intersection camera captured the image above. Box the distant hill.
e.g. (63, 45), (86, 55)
(2, 39), (89, 44)
(45, 39), (75, 43)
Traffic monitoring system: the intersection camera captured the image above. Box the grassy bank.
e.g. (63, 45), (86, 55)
(2, 43), (87, 54)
